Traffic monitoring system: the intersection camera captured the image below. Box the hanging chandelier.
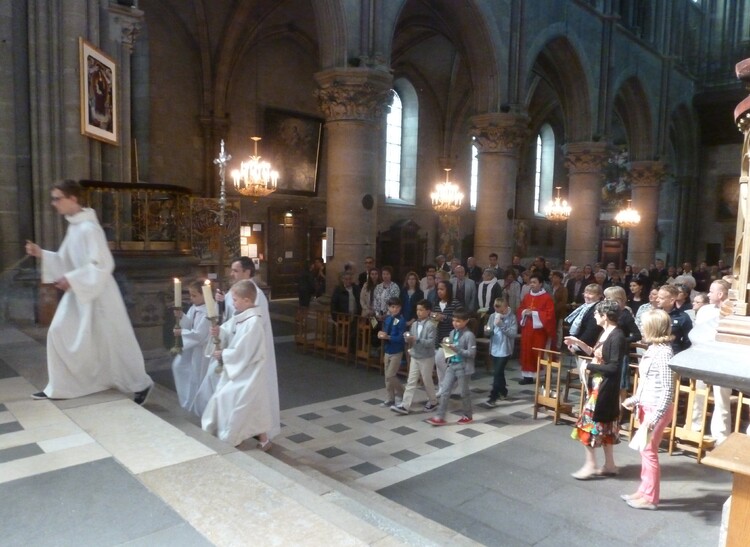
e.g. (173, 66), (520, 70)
(544, 186), (571, 222)
(615, 199), (641, 228)
(431, 168), (464, 214)
(230, 137), (279, 199)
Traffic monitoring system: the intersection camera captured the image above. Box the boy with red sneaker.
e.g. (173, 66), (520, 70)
(427, 308), (476, 426)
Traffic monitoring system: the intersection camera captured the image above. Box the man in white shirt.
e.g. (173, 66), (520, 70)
(689, 279), (731, 444)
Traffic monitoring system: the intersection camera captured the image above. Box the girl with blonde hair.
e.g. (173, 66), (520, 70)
(621, 309), (676, 510)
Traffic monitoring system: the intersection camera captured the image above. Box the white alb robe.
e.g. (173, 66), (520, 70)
(171, 303), (210, 410)
(201, 307), (274, 446)
(222, 281), (281, 438)
(40, 208), (152, 398)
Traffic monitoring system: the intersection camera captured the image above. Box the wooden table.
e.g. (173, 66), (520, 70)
(702, 433), (750, 546)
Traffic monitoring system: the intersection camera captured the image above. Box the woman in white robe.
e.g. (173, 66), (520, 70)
(202, 280), (275, 448)
(172, 280), (210, 410)
(25, 180), (153, 401)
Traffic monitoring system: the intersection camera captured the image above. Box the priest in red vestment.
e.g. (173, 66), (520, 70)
(516, 273), (556, 384)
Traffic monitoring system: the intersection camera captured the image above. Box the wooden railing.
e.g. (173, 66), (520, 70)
(80, 180), (192, 254)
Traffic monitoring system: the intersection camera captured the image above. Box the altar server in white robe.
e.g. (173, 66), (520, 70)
(202, 280), (276, 449)
(214, 257), (281, 438)
(25, 180), (153, 403)
(171, 280), (211, 410)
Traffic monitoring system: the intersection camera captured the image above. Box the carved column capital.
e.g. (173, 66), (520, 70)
(563, 141), (610, 175)
(469, 112), (530, 154)
(629, 160), (667, 188)
(314, 68), (394, 122)
(107, 4), (144, 53)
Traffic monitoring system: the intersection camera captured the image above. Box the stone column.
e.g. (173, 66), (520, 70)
(627, 160), (665, 268)
(102, 4), (143, 183)
(315, 68), (393, 289)
(470, 112), (529, 267)
(563, 142), (610, 267)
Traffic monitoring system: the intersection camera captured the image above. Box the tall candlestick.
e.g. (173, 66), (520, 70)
(174, 278), (182, 307)
(202, 280), (218, 317)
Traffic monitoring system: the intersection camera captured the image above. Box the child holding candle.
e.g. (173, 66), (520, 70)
(201, 279), (275, 449)
(171, 279), (211, 411)
(427, 308), (476, 426)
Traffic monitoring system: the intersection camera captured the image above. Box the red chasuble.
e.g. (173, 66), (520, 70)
(516, 289), (556, 374)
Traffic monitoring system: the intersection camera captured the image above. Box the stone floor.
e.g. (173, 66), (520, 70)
(0, 300), (734, 546)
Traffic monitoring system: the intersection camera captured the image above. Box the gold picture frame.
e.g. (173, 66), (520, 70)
(79, 38), (118, 145)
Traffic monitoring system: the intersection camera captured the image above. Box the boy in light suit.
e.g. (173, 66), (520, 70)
(391, 300), (438, 415)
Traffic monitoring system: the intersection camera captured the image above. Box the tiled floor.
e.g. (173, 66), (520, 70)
(273, 382), (551, 490)
(0, 303), (738, 546)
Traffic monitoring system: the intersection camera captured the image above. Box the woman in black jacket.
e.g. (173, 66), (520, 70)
(564, 299), (628, 480)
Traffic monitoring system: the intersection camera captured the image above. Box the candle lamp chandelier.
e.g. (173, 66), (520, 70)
(431, 168), (464, 214)
(615, 199), (641, 228)
(544, 186), (572, 222)
(230, 137), (279, 200)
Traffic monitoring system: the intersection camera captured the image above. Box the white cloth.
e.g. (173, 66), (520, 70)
(220, 280), (281, 438)
(171, 304), (210, 410)
(201, 307), (274, 446)
(40, 208), (152, 398)
(477, 278), (498, 310)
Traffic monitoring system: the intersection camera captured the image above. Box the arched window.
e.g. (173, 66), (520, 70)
(385, 93), (402, 200)
(470, 143), (478, 210)
(385, 80), (418, 204)
(534, 124), (555, 216)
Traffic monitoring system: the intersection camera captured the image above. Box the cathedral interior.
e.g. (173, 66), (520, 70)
(1, 0), (750, 545)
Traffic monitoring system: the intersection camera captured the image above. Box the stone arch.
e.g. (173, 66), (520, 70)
(611, 76), (654, 160)
(668, 103), (699, 175)
(523, 32), (594, 142)
(310, 0), (349, 69)
(390, 0), (507, 113)
(212, 3), (318, 115)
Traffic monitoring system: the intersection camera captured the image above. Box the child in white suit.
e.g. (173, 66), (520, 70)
(201, 279), (276, 449)
(172, 280), (211, 410)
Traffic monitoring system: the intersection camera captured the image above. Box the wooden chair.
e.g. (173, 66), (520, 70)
(332, 312), (354, 364)
(532, 348), (573, 425)
(669, 376), (715, 463)
(355, 317), (382, 372)
(313, 310), (335, 358)
(562, 350), (582, 404)
(294, 307), (313, 353)
(623, 343), (647, 439)
(734, 392), (750, 434)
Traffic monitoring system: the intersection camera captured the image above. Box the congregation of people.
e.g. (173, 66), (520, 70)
(320, 251), (737, 510)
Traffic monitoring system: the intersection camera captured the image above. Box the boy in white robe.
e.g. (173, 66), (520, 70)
(25, 180), (153, 403)
(214, 257), (281, 439)
(201, 280), (277, 449)
(172, 280), (211, 410)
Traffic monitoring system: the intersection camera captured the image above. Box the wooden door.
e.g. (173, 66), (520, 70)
(267, 208), (310, 299)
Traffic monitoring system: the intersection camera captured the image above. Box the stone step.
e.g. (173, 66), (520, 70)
(148, 384), (480, 546)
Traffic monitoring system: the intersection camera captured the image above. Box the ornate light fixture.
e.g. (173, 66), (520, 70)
(431, 168), (464, 214)
(615, 199), (641, 228)
(230, 137), (279, 200)
(544, 186), (572, 222)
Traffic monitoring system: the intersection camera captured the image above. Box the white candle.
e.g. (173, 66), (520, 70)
(202, 280), (217, 317)
(173, 278), (182, 307)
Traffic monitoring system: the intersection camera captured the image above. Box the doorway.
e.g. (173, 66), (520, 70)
(267, 208), (324, 299)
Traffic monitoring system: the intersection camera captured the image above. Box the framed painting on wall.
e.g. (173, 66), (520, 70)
(79, 38), (118, 145)
(263, 108), (323, 195)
